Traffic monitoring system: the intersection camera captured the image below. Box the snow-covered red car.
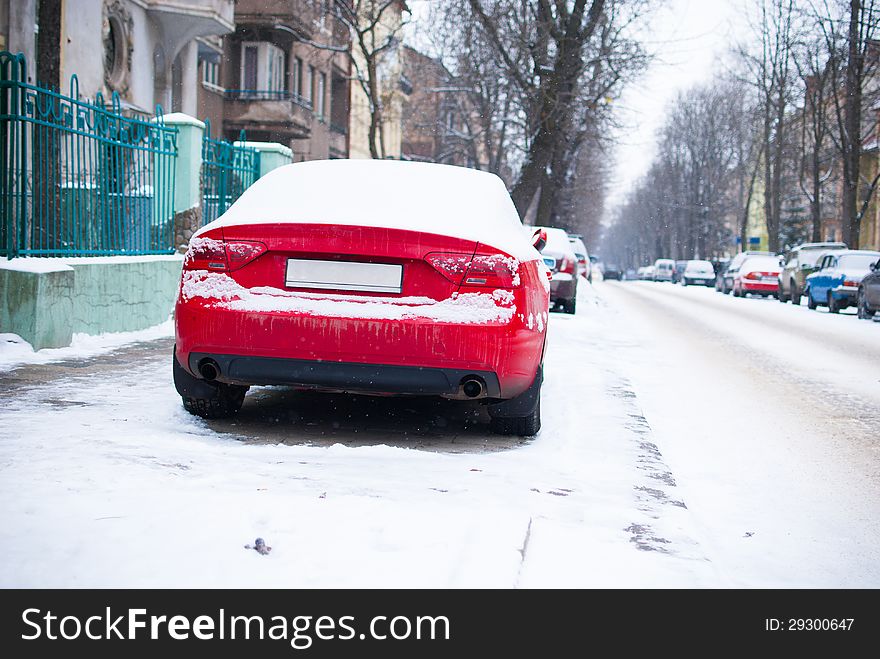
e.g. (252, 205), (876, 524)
(732, 255), (782, 298)
(173, 160), (550, 435)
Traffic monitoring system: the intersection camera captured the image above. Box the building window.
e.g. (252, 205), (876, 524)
(292, 57), (303, 97)
(317, 72), (326, 119)
(242, 45), (258, 90)
(306, 65), (315, 104)
(201, 59), (221, 90)
(240, 42), (286, 94)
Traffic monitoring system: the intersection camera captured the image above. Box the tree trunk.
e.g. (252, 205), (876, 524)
(842, 0), (863, 247)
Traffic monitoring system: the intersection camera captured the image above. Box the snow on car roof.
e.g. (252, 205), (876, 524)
(201, 159), (540, 262)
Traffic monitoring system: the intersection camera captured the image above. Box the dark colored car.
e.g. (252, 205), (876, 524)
(602, 263), (622, 280)
(858, 257), (880, 319)
(805, 250), (880, 313)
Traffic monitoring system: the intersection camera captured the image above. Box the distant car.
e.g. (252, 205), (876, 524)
(535, 225), (578, 314)
(680, 259), (716, 286)
(653, 258), (675, 282)
(174, 160), (550, 436)
(716, 251), (774, 294)
(804, 250), (880, 313)
(731, 255), (782, 298)
(638, 265), (655, 280)
(625, 268), (637, 280)
(778, 241), (848, 305)
(568, 236), (592, 282)
(602, 262), (622, 280)
(672, 260), (688, 284)
(858, 256), (880, 319)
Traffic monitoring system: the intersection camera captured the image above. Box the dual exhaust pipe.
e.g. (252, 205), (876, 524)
(198, 358), (486, 399)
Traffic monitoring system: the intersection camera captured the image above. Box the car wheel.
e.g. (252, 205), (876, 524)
(858, 289), (876, 319)
(173, 350), (248, 419)
(489, 367), (542, 436)
(790, 281), (801, 305)
(563, 297), (577, 315)
(682, 278), (688, 286)
(828, 291), (841, 314)
(806, 287), (818, 310)
(778, 283), (789, 302)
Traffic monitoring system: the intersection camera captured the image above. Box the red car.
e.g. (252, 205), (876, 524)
(173, 160), (551, 435)
(732, 255), (782, 298)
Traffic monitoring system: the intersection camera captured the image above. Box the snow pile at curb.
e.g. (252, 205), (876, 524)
(181, 271), (517, 324)
(0, 320), (173, 373)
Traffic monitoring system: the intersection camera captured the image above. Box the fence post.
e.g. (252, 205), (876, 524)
(160, 113), (204, 252)
(234, 141), (293, 177)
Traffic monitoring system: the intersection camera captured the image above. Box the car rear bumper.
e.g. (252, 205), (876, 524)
(742, 281), (777, 293)
(832, 285), (858, 301)
(550, 274), (576, 301)
(187, 352), (503, 399)
(175, 294), (544, 399)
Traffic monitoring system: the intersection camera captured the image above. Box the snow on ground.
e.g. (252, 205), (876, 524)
(0, 319), (173, 373)
(1, 276), (877, 588)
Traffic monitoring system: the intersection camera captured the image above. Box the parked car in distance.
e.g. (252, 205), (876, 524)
(568, 235), (592, 282)
(602, 262), (623, 280)
(672, 260), (688, 284)
(778, 241), (848, 305)
(625, 268), (637, 280)
(858, 256), (880, 319)
(716, 250), (774, 294)
(174, 160), (550, 436)
(804, 250), (880, 313)
(680, 260), (716, 286)
(535, 225), (578, 314)
(637, 265), (655, 280)
(732, 255), (783, 298)
(653, 258), (675, 282)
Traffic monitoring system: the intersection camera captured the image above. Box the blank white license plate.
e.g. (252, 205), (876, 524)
(285, 259), (403, 294)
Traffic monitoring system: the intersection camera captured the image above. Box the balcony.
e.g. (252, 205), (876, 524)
(146, 1), (235, 53)
(223, 90), (313, 139)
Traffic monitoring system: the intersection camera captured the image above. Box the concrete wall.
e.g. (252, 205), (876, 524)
(1, 257), (183, 350)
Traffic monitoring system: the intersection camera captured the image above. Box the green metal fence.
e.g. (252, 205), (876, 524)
(0, 51), (178, 258)
(201, 121), (260, 224)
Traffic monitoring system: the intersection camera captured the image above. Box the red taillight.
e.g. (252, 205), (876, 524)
(184, 237), (267, 272)
(843, 279), (858, 287)
(744, 271), (761, 280)
(559, 256), (575, 274)
(426, 252), (519, 288)
(425, 253), (472, 286)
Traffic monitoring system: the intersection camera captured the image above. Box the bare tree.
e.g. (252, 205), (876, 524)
(327, 0), (410, 159)
(814, 0), (880, 247)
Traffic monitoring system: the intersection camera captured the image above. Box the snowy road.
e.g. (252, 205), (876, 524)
(1, 281), (878, 587)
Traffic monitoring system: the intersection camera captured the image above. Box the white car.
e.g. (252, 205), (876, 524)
(653, 258), (675, 282)
(680, 260), (716, 286)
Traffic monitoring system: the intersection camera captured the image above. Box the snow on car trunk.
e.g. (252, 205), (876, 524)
(199, 160), (540, 263)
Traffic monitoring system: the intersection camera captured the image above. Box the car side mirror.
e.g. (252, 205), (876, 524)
(532, 228), (547, 252)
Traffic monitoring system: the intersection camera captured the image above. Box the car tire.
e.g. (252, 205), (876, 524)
(490, 399), (541, 436)
(806, 287), (818, 310)
(173, 350), (248, 419)
(563, 297), (577, 314)
(828, 291), (841, 314)
(858, 289), (876, 319)
(790, 281), (801, 305)
(778, 283), (789, 302)
(489, 367), (542, 436)
(682, 278), (688, 286)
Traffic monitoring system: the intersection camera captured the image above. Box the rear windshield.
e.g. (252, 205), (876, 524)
(685, 260), (714, 272)
(799, 249), (831, 267)
(741, 256), (780, 271)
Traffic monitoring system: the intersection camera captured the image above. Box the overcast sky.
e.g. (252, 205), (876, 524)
(406, 0), (753, 222)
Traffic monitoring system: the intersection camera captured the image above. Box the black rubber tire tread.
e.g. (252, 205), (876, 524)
(490, 400), (541, 436)
(182, 385), (247, 419)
